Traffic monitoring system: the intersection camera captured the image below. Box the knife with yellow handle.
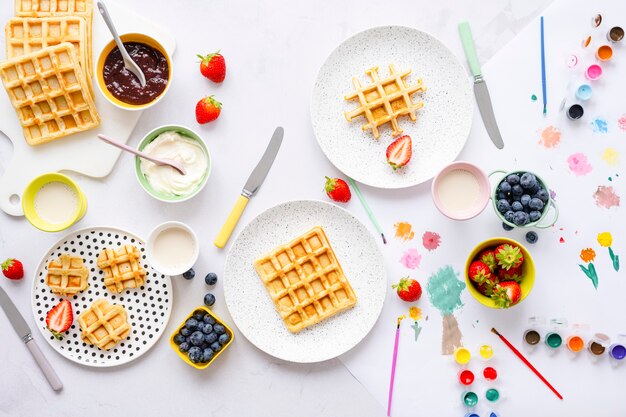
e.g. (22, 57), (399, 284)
(214, 127), (284, 248)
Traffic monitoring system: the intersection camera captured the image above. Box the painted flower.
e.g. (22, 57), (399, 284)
(597, 232), (613, 248)
(409, 306), (422, 321)
(580, 248), (596, 263)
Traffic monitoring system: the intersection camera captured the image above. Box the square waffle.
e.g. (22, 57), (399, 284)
(5, 17), (90, 77)
(78, 298), (130, 350)
(254, 226), (357, 333)
(45, 253), (89, 296)
(97, 244), (146, 293)
(0, 42), (100, 145)
(344, 64), (426, 139)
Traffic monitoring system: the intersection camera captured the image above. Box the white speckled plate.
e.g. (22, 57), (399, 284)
(223, 200), (387, 363)
(311, 26), (473, 188)
(31, 226), (173, 367)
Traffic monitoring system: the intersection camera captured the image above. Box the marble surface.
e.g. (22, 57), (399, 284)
(0, 0), (553, 416)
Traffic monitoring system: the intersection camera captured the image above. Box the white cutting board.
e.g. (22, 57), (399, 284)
(0, 1), (176, 216)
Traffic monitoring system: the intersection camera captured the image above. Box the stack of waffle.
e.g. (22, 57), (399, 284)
(0, 0), (99, 145)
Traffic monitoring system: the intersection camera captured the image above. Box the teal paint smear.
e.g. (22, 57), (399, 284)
(411, 321), (422, 342)
(591, 117), (608, 133)
(609, 247), (620, 271)
(427, 265), (466, 315)
(579, 263), (599, 289)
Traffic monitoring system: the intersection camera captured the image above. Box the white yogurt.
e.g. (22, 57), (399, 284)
(152, 227), (197, 272)
(34, 181), (78, 224)
(436, 169), (481, 213)
(140, 131), (208, 196)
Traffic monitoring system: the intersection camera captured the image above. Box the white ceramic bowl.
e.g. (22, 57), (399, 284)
(146, 221), (199, 276)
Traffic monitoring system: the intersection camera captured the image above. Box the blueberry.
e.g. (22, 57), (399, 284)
(173, 333), (185, 345)
(211, 342), (222, 353)
(511, 194), (521, 202)
(496, 199), (511, 213)
(526, 231), (539, 244)
(185, 318), (199, 330)
(178, 342), (190, 353)
(204, 332), (218, 344)
(185, 336), (192, 343)
(203, 315), (216, 325)
(214, 324), (226, 335)
(498, 182), (512, 194)
(504, 211), (515, 223)
(527, 183), (539, 194)
(188, 346), (203, 363)
(506, 174), (520, 185)
(513, 211), (529, 226)
(202, 348), (214, 363)
(529, 198), (544, 211)
(529, 210), (541, 222)
(218, 333), (231, 345)
(193, 311), (205, 321)
(496, 191), (507, 200)
(200, 323), (213, 334)
(204, 293), (216, 307)
(534, 188), (549, 203)
(520, 173), (538, 190)
(180, 327), (192, 337)
(190, 331), (205, 346)
(520, 194), (531, 207)
(511, 201), (523, 212)
(205, 272), (218, 286)
(183, 268), (195, 280)
(511, 184), (523, 196)
(502, 222), (514, 231)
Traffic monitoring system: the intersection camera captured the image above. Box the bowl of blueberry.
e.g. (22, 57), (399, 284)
(491, 170), (558, 228)
(170, 306), (234, 369)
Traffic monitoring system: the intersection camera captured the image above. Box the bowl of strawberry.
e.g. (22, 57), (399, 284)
(464, 238), (535, 309)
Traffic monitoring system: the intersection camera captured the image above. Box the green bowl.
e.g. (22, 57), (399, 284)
(135, 125), (211, 202)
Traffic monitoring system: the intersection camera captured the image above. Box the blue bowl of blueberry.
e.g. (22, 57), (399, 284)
(170, 306), (234, 369)
(491, 170), (559, 228)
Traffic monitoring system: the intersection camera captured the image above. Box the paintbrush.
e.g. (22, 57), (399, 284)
(347, 177), (387, 244)
(387, 316), (404, 416)
(540, 16), (547, 116)
(491, 327), (563, 400)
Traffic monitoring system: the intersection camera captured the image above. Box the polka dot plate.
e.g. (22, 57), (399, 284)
(224, 200), (387, 363)
(32, 226), (173, 367)
(311, 26), (473, 189)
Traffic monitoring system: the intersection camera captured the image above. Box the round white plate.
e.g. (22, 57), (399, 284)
(311, 26), (473, 189)
(32, 226), (173, 367)
(224, 200), (387, 363)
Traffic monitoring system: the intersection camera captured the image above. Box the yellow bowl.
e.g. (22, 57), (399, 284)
(464, 237), (535, 309)
(169, 306), (234, 369)
(96, 33), (172, 111)
(22, 173), (87, 232)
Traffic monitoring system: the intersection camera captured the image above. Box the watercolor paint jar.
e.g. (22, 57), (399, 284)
(454, 347), (472, 365)
(608, 342), (626, 365)
(575, 84), (592, 101)
(565, 323), (588, 357)
(464, 413), (480, 417)
(588, 333), (611, 362)
(585, 64), (603, 81)
(607, 26), (624, 43)
(461, 391), (478, 408)
(566, 104), (584, 120)
(545, 332), (563, 353)
(485, 387), (501, 403)
(479, 344), (494, 361)
(522, 316), (545, 351)
(483, 366), (498, 382)
(458, 369), (475, 386)
(596, 45), (613, 61)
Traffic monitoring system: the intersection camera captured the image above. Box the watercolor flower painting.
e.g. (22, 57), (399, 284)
(579, 248), (599, 289)
(598, 232), (619, 272)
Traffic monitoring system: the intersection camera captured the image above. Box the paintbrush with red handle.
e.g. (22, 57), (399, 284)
(491, 328), (563, 400)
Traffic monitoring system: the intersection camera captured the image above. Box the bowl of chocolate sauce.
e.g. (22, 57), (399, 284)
(96, 33), (172, 110)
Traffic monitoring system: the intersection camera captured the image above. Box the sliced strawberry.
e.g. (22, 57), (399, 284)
(386, 135), (412, 170)
(46, 300), (73, 340)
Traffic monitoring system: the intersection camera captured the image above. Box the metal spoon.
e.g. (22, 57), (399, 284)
(97, 1), (146, 87)
(98, 134), (187, 175)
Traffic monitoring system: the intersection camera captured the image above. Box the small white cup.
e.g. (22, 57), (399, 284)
(146, 221), (199, 276)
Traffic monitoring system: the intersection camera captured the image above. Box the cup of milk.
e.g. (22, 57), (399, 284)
(22, 173), (87, 232)
(431, 161), (490, 220)
(146, 221), (199, 276)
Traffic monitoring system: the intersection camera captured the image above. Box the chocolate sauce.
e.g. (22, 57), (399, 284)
(103, 42), (169, 105)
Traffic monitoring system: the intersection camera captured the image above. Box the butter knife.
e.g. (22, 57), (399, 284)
(214, 127), (284, 248)
(458, 22), (505, 149)
(0, 286), (63, 391)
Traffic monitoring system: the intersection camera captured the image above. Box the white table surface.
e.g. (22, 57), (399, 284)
(0, 0), (569, 416)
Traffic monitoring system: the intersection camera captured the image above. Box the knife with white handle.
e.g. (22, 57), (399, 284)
(0, 286), (63, 391)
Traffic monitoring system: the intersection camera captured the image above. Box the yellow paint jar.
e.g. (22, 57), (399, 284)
(454, 346), (471, 365)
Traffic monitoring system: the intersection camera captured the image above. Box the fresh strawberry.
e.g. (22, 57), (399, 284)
(324, 176), (351, 203)
(386, 135), (412, 170)
(477, 249), (497, 272)
(2, 258), (24, 280)
(468, 261), (492, 284)
(491, 281), (522, 308)
(392, 277), (422, 302)
(494, 243), (524, 270)
(497, 266), (523, 282)
(45, 300), (73, 340)
(197, 51), (226, 83)
(195, 95), (222, 124)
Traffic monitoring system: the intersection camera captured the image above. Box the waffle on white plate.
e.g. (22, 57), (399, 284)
(78, 298), (131, 350)
(97, 245), (146, 293)
(45, 253), (89, 296)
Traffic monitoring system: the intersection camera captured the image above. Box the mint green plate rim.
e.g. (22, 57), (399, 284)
(135, 125), (211, 202)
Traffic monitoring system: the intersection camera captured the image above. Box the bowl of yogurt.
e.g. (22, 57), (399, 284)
(146, 221), (199, 276)
(135, 125), (211, 202)
(431, 161), (490, 220)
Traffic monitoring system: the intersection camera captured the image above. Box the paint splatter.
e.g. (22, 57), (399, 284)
(400, 248), (422, 269)
(593, 185), (620, 208)
(393, 222), (415, 241)
(427, 266), (466, 355)
(567, 153), (593, 176)
(538, 125), (561, 148)
(601, 148), (620, 166)
(579, 248), (599, 289)
(531, 94), (537, 101)
(422, 231), (441, 251)
(591, 117), (608, 133)
(409, 307), (423, 342)
(559, 237), (565, 243)
(618, 114), (626, 131)
(411, 322), (422, 341)
(598, 232), (620, 271)
(550, 189), (557, 200)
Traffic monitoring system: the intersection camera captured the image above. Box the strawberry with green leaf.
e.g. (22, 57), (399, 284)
(491, 281), (521, 308)
(494, 244), (524, 270)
